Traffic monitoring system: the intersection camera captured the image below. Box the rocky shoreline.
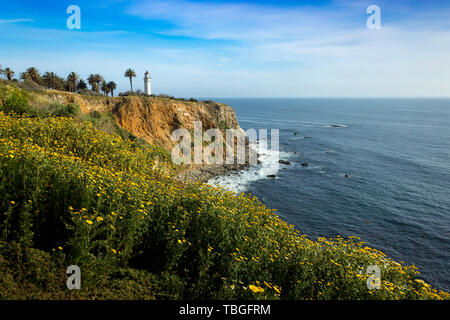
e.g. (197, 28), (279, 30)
(177, 133), (254, 183)
(176, 162), (251, 183)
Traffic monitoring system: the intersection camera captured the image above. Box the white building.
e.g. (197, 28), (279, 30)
(144, 71), (151, 95)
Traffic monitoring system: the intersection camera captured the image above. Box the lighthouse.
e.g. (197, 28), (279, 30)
(144, 71), (151, 95)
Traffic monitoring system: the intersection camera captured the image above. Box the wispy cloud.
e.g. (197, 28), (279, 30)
(0, 18), (33, 24)
(126, 0), (359, 41)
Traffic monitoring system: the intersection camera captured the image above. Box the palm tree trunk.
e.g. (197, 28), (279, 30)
(111, 89), (114, 97)
(129, 78), (133, 92)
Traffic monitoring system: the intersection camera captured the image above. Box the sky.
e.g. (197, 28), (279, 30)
(1, 0), (450, 97)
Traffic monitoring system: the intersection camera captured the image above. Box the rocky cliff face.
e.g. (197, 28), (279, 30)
(112, 97), (240, 149)
(28, 90), (241, 150)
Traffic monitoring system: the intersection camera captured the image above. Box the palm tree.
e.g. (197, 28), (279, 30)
(94, 74), (103, 93)
(101, 81), (110, 96)
(87, 74), (103, 92)
(66, 72), (78, 92)
(1, 67), (15, 81)
(43, 72), (60, 89)
(124, 68), (136, 92)
(20, 67), (42, 84)
(87, 74), (97, 92)
(107, 81), (117, 97)
(76, 79), (87, 92)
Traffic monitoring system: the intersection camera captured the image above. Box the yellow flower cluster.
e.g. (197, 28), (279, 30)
(1, 111), (448, 300)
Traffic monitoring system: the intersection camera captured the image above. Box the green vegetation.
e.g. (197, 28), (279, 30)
(218, 120), (230, 130)
(48, 102), (81, 118)
(0, 84), (34, 115)
(107, 81), (117, 97)
(0, 65), (117, 97)
(124, 68), (136, 93)
(67, 72), (79, 93)
(0, 84), (448, 300)
(87, 74), (104, 94)
(1, 68), (15, 81)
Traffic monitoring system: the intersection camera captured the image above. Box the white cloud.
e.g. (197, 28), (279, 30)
(126, 0), (356, 41)
(2, 1), (450, 97)
(124, 0), (450, 96)
(0, 18), (33, 24)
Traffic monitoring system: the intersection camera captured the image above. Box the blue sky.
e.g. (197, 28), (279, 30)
(1, 0), (450, 97)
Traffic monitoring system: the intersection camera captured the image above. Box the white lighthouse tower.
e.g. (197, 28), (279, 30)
(144, 71), (151, 95)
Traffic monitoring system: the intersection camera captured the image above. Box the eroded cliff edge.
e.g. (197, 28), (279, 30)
(27, 90), (248, 181)
(29, 91), (240, 148)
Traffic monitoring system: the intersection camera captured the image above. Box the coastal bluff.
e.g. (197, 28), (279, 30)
(27, 89), (241, 150)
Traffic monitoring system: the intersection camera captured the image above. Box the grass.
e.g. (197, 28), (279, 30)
(0, 84), (448, 300)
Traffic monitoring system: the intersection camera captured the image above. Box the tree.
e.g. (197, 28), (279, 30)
(87, 74), (103, 92)
(124, 68), (136, 92)
(76, 79), (87, 91)
(94, 74), (103, 93)
(20, 67), (42, 84)
(87, 74), (97, 92)
(101, 81), (110, 96)
(67, 72), (79, 92)
(1, 67), (15, 81)
(107, 81), (117, 97)
(43, 72), (62, 90)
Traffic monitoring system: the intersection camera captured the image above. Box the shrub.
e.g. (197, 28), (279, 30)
(218, 120), (229, 130)
(119, 90), (147, 97)
(48, 102), (81, 117)
(0, 112), (448, 300)
(15, 79), (44, 91)
(78, 89), (103, 96)
(0, 86), (35, 115)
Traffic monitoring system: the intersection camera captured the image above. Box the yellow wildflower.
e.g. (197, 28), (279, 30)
(249, 285), (264, 293)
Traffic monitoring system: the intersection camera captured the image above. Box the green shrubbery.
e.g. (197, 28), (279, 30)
(77, 88), (104, 97)
(0, 84), (448, 299)
(48, 102), (81, 117)
(0, 85), (34, 115)
(0, 85), (82, 119)
(0, 111), (448, 300)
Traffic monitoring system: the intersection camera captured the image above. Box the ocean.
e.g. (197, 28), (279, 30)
(208, 98), (450, 292)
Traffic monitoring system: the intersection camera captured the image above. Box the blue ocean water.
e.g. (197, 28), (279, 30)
(210, 98), (450, 292)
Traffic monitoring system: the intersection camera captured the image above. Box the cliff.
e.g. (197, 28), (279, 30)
(27, 89), (241, 150)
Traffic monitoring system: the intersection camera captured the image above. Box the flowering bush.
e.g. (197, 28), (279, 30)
(0, 111), (448, 300)
(0, 86), (34, 115)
